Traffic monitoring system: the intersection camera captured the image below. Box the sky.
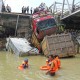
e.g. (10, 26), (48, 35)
(3, 0), (63, 12)
(2, 0), (79, 13)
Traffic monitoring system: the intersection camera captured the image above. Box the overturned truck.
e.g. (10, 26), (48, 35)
(31, 10), (76, 57)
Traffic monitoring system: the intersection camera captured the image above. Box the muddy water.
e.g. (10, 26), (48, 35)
(0, 51), (80, 80)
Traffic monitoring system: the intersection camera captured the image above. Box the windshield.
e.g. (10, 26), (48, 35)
(37, 18), (56, 30)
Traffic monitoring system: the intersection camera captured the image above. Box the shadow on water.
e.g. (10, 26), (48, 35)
(61, 55), (75, 59)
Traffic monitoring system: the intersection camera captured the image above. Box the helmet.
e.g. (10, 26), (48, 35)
(24, 58), (28, 62)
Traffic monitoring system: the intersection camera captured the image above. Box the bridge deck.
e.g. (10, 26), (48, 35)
(0, 12), (32, 37)
(60, 9), (80, 29)
(61, 9), (80, 21)
(0, 12), (32, 28)
(0, 12), (31, 17)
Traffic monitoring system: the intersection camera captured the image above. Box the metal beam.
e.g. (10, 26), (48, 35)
(53, 2), (56, 14)
(61, 0), (65, 18)
(72, 0), (75, 12)
(66, 0), (71, 14)
(15, 15), (19, 36)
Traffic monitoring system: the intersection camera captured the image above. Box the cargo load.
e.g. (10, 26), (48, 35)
(41, 33), (76, 57)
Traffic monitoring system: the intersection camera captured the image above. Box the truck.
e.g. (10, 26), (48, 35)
(31, 10), (58, 52)
(31, 9), (76, 57)
(31, 10), (58, 41)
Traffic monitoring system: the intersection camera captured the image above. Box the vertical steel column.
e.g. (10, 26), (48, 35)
(61, 0), (65, 18)
(15, 15), (19, 36)
(66, 0), (71, 14)
(1, 0), (3, 12)
(2, 0), (4, 5)
(72, 0), (75, 12)
(53, 2), (56, 15)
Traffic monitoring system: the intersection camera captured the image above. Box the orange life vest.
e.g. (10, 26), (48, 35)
(18, 64), (24, 70)
(18, 61), (28, 70)
(55, 57), (61, 68)
(50, 59), (58, 73)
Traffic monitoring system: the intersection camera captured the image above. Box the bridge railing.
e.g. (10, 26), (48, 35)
(61, 1), (80, 19)
(73, 2), (80, 11)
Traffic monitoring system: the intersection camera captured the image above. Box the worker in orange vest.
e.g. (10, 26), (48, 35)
(18, 58), (28, 70)
(46, 55), (53, 66)
(22, 58), (28, 68)
(54, 55), (61, 69)
(40, 55), (53, 70)
(46, 55), (58, 76)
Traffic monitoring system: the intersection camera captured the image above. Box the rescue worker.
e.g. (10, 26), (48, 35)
(54, 55), (61, 69)
(46, 55), (58, 76)
(18, 58), (28, 70)
(40, 55), (53, 70)
(46, 55), (53, 66)
(19, 58), (28, 69)
(22, 58), (28, 68)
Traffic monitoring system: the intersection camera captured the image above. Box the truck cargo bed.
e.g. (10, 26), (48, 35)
(41, 33), (76, 57)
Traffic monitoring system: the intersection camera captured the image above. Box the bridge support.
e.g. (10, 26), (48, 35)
(15, 15), (19, 36)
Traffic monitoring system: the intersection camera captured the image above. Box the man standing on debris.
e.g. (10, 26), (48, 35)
(1, 4), (6, 12)
(24, 7), (27, 13)
(26, 6), (29, 14)
(30, 7), (33, 14)
(22, 6), (24, 13)
(6, 4), (11, 12)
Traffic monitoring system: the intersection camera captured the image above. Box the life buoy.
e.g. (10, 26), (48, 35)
(40, 66), (50, 70)
(18, 65), (24, 70)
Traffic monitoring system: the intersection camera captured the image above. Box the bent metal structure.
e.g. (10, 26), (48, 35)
(0, 0), (2, 12)
(50, 0), (80, 29)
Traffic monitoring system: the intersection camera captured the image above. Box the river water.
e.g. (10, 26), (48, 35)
(0, 51), (80, 80)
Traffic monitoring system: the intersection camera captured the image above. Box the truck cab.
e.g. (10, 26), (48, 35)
(32, 11), (58, 41)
